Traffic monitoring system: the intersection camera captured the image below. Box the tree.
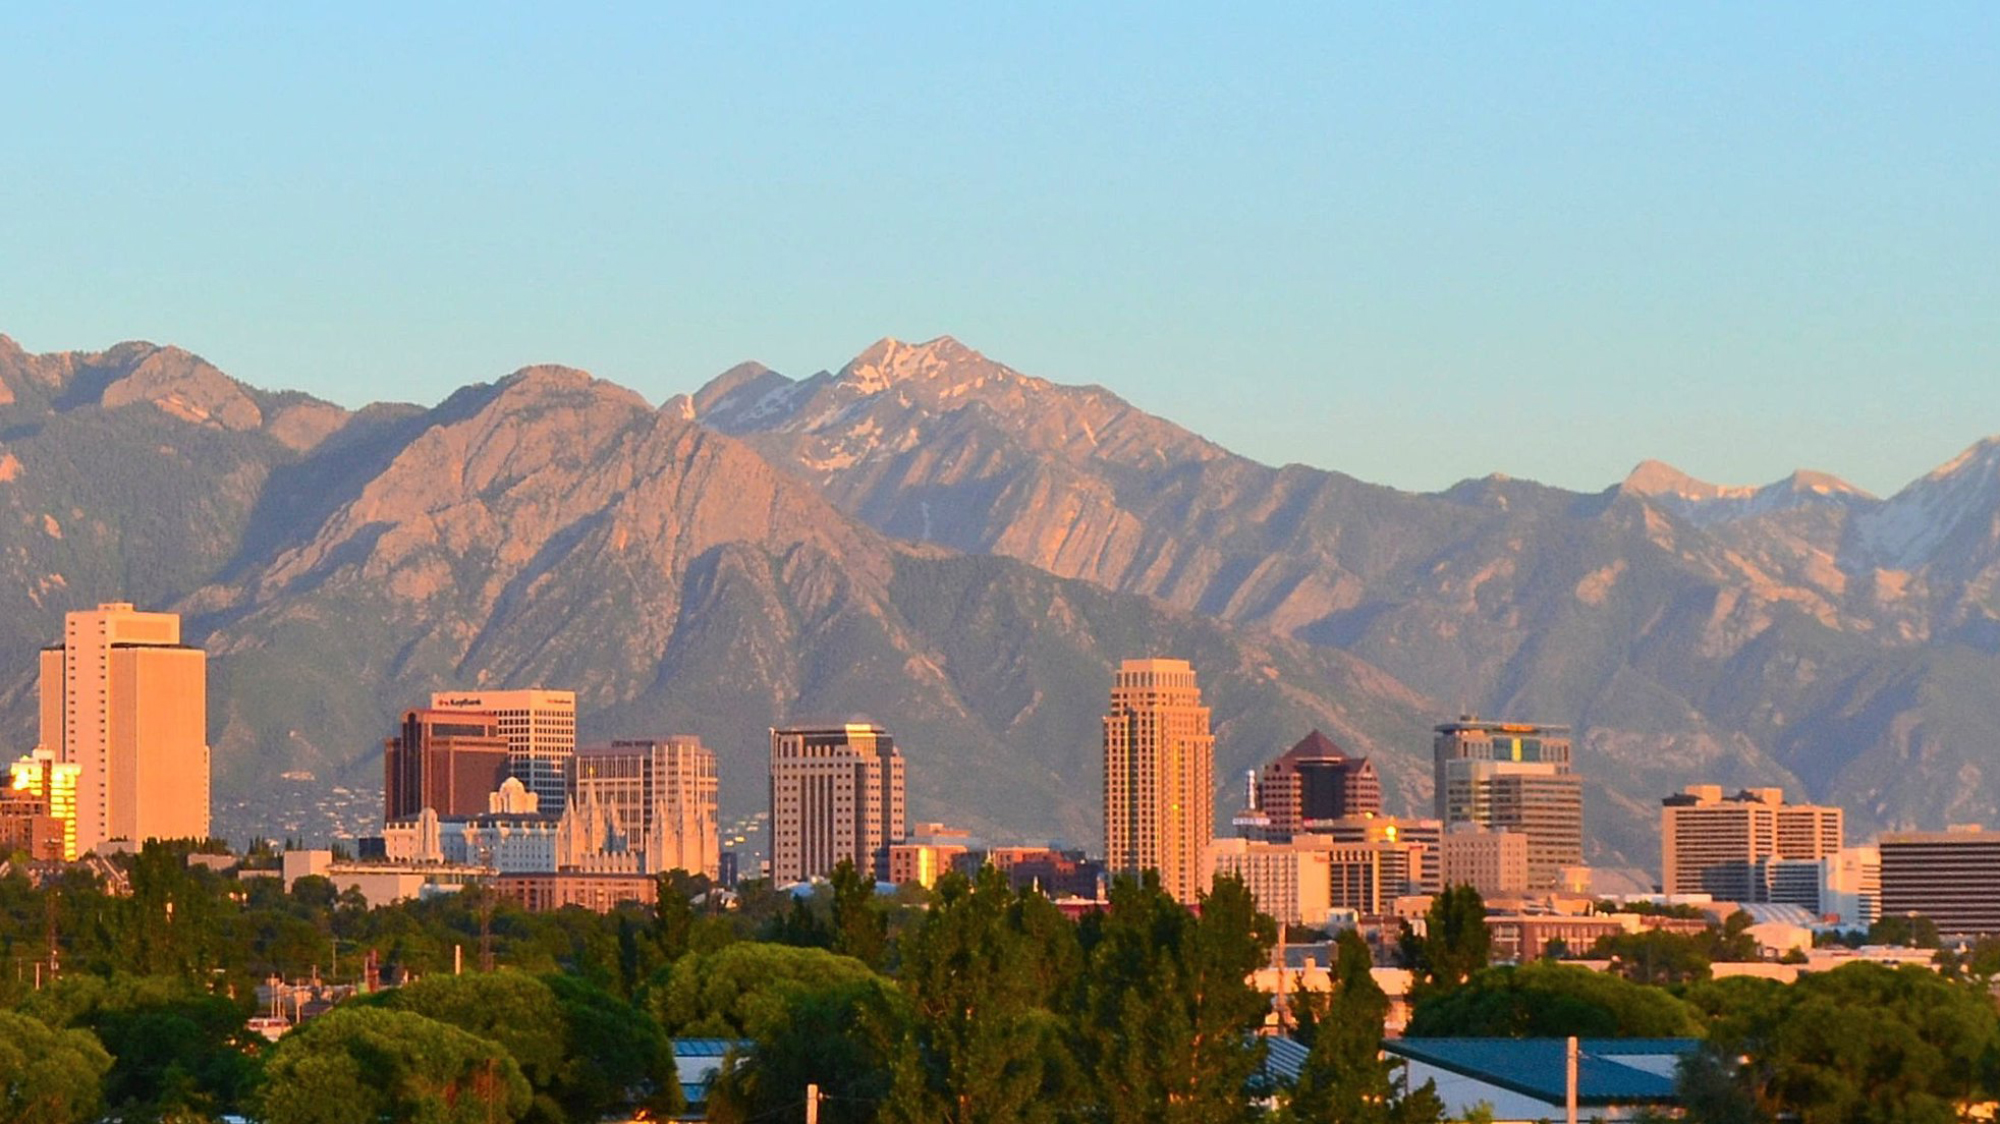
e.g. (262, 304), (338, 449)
(882, 868), (1071, 1124)
(23, 973), (259, 1121)
(0, 1009), (113, 1124)
(1405, 961), (1700, 1039)
(830, 858), (889, 968)
(652, 941), (886, 1038)
(1289, 930), (1396, 1123)
(1686, 962), (2000, 1123)
(1592, 929), (1714, 986)
(1869, 912), (1941, 949)
(1076, 872), (1276, 1124)
(258, 1006), (532, 1124)
(544, 972), (685, 1120)
(369, 970), (568, 1119)
(1402, 885), (1489, 999)
(706, 974), (902, 1124)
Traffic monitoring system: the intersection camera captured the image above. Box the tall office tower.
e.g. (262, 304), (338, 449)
(769, 724), (906, 883)
(8, 750), (80, 860)
(1659, 786), (1845, 900)
(38, 603), (209, 852)
(1879, 828), (2000, 936)
(573, 737), (721, 879)
(1257, 730), (1382, 840)
(429, 689), (576, 812)
(1104, 658), (1215, 905)
(383, 709), (512, 820)
(1433, 717), (1581, 891)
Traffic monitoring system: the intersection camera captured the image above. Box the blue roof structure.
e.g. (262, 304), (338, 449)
(1262, 1035), (1310, 1084)
(1384, 1038), (1701, 1107)
(671, 1038), (752, 1110)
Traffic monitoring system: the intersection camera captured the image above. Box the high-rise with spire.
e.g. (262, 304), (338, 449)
(1103, 657), (1215, 904)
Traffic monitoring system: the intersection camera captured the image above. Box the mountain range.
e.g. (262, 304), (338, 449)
(3, 331), (1999, 873)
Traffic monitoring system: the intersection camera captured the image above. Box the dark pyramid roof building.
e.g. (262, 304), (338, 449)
(1251, 729), (1382, 840)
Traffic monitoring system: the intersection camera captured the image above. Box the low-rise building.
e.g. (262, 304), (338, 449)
(1385, 1038), (1700, 1123)
(1441, 825), (1529, 899)
(888, 823), (973, 888)
(493, 871), (657, 913)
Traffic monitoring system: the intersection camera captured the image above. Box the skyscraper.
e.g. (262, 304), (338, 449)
(769, 723), (905, 882)
(429, 689), (576, 812)
(38, 603), (209, 852)
(1256, 729), (1382, 838)
(1659, 785), (1844, 900)
(1433, 717), (1580, 891)
(1103, 657), (1214, 905)
(573, 736), (721, 879)
(383, 709), (513, 820)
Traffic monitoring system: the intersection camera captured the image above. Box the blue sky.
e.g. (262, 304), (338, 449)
(2, 4), (1995, 495)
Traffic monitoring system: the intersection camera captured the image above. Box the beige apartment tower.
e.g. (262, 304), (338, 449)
(430, 688), (577, 813)
(1104, 658), (1215, 905)
(769, 724), (906, 883)
(573, 737), (721, 879)
(38, 603), (209, 853)
(1660, 785), (1844, 899)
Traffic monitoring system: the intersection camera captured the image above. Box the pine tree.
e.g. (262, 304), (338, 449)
(1077, 872), (1275, 1124)
(1289, 931), (1444, 1124)
(882, 867), (1068, 1124)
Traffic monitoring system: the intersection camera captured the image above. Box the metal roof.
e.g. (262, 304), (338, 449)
(1384, 1038), (1700, 1106)
(672, 1038), (750, 1058)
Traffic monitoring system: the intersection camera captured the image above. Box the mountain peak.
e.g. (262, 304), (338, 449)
(1783, 469), (1872, 499)
(838, 335), (992, 394)
(1621, 460), (1748, 501)
(1924, 435), (2000, 483)
(493, 364), (650, 410)
(100, 345), (265, 431)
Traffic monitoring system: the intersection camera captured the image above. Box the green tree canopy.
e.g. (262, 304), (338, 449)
(1405, 961), (1701, 1039)
(1076, 872), (1276, 1124)
(652, 940), (886, 1038)
(705, 973), (903, 1124)
(1288, 929), (1447, 1124)
(0, 1008), (113, 1124)
(21, 973), (258, 1121)
(258, 1005), (531, 1124)
(1687, 961), (2000, 1123)
(1402, 885), (1490, 1000)
(881, 867), (1073, 1124)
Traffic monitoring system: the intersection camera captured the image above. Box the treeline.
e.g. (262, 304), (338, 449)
(0, 847), (1440, 1123)
(7, 846), (2000, 1123)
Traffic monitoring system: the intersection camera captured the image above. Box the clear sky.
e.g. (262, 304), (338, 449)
(2, 4), (1995, 496)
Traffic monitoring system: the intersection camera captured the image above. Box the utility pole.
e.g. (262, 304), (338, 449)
(478, 842), (496, 972)
(804, 1082), (820, 1124)
(1565, 1035), (1579, 1124)
(44, 885), (59, 983)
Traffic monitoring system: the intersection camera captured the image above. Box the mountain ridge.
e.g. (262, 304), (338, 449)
(7, 330), (2000, 870)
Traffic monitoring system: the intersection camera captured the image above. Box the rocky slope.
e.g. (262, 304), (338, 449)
(693, 336), (2000, 852)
